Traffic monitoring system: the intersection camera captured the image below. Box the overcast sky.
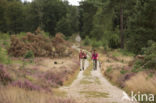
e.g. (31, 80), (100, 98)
(68, 0), (82, 6)
(23, 0), (82, 6)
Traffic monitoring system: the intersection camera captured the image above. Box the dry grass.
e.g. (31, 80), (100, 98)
(0, 86), (76, 103)
(83, 60), (92, 76)
(80, 80), (93, 85)
(99, 50), (156, 96)
(79, 91), (109, 98)
(63, 66), (80, 86)
(108, 50), (134, 63)
(125, 71), (156, 94)
(27, 57), (78, 72)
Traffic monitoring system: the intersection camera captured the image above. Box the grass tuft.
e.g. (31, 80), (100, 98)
(80, 91), (109, 98)
(80, 80), (93, 85)
(63, 67), (80, 86)
(83, 60), (92, 76)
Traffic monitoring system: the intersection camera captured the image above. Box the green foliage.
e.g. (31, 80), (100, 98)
(0, 47), (10, 64)
(126, 0), (156, 53)
(84, 36), (91, 46)
(0, 33), (10, 40)
(118, 49), (134, 56)
(141, 41), (156, 69)
(102, 40), (109, 51)
(91, 40), (102, 48)
(0, 0), (156, 55)
(0, 0), (79, 35)
(106, 66), (112, 73)
(55, 17), (72, 36)
(132, 60), (144, 73)
(108, 34), (120, 49)
(24, 50), (34, 59)
(79, 0), (156, 53)
(132, 40), (156, 71)
(120, 70), (128, 74)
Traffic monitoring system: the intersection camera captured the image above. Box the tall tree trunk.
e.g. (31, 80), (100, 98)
(120, 6), (124, 48)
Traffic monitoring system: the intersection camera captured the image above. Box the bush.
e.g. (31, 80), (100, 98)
(9, 32), (72, 58)
(12, 80), (40, 91)
(102, 40), (109, 51)
(118, 49), (134, 56)
(24, 50), (34, 59)
(92, 40), (102, 48)
(108, 34), (120, 49)
(0, 64), (12, 85)
(0, 47), (10, 64)
(84, 36), (91, 46)
(0, 33), (10, 40)
(120, 70), (128, 74)
(132, 60), (144, 73)
(43, 71), (64, 87)
(141, 40), (156, 69)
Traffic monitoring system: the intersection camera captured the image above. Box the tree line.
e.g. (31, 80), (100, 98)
(79, 0), (156, 54)
(0, 0), (79, 36)
(0, 0), (156, 54)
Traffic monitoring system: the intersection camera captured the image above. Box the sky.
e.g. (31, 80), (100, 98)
(23, 0), (82, 6)
(68, 0), (82, 6)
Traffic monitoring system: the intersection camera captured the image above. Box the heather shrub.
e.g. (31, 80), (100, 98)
(12, 80), (40, 91)
(43, 71), (64, 87)
(0, 64), (12, 85)
(9, 32), (72, 58)
(52, 33), (72, 57)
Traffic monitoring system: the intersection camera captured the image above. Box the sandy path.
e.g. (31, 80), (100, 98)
(59, 46), (136, 103)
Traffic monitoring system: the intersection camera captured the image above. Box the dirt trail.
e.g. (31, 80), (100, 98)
(59, 46), (135, 103)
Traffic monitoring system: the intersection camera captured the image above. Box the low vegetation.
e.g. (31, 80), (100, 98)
(83, 60), (92, 76)
(80, 80), (93, 85)
(0, 31), (79, 102)
(9, 32), (72, 58)
(80, 91), (108, 98)
(99, 49), (156, 98)
(0, 86), (77, 103)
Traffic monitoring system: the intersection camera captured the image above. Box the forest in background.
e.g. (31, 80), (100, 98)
(0, 0), (156, 68)
(0, 0), (156, 53)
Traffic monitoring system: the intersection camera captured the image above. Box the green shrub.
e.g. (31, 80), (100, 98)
(2, 40), (10, 48)
(24, 50), (34, 59)
(120, 69), (128, 74)
(108, 34), (120, 49)
(106, 66), (112, 73)
(0, 47), (10, 64)
(84, 36), (91, 46)
(141, 40), (156, 69)
(102, 40), (109, 51)
(92, 40), (102, 48)
(0, 33), (10, 40)
(132, 60), (144, 73)
(118, 49), (134, 56)
(17, 32), (27, 38)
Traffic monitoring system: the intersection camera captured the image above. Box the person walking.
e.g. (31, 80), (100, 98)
(92, 50), (98, 70)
